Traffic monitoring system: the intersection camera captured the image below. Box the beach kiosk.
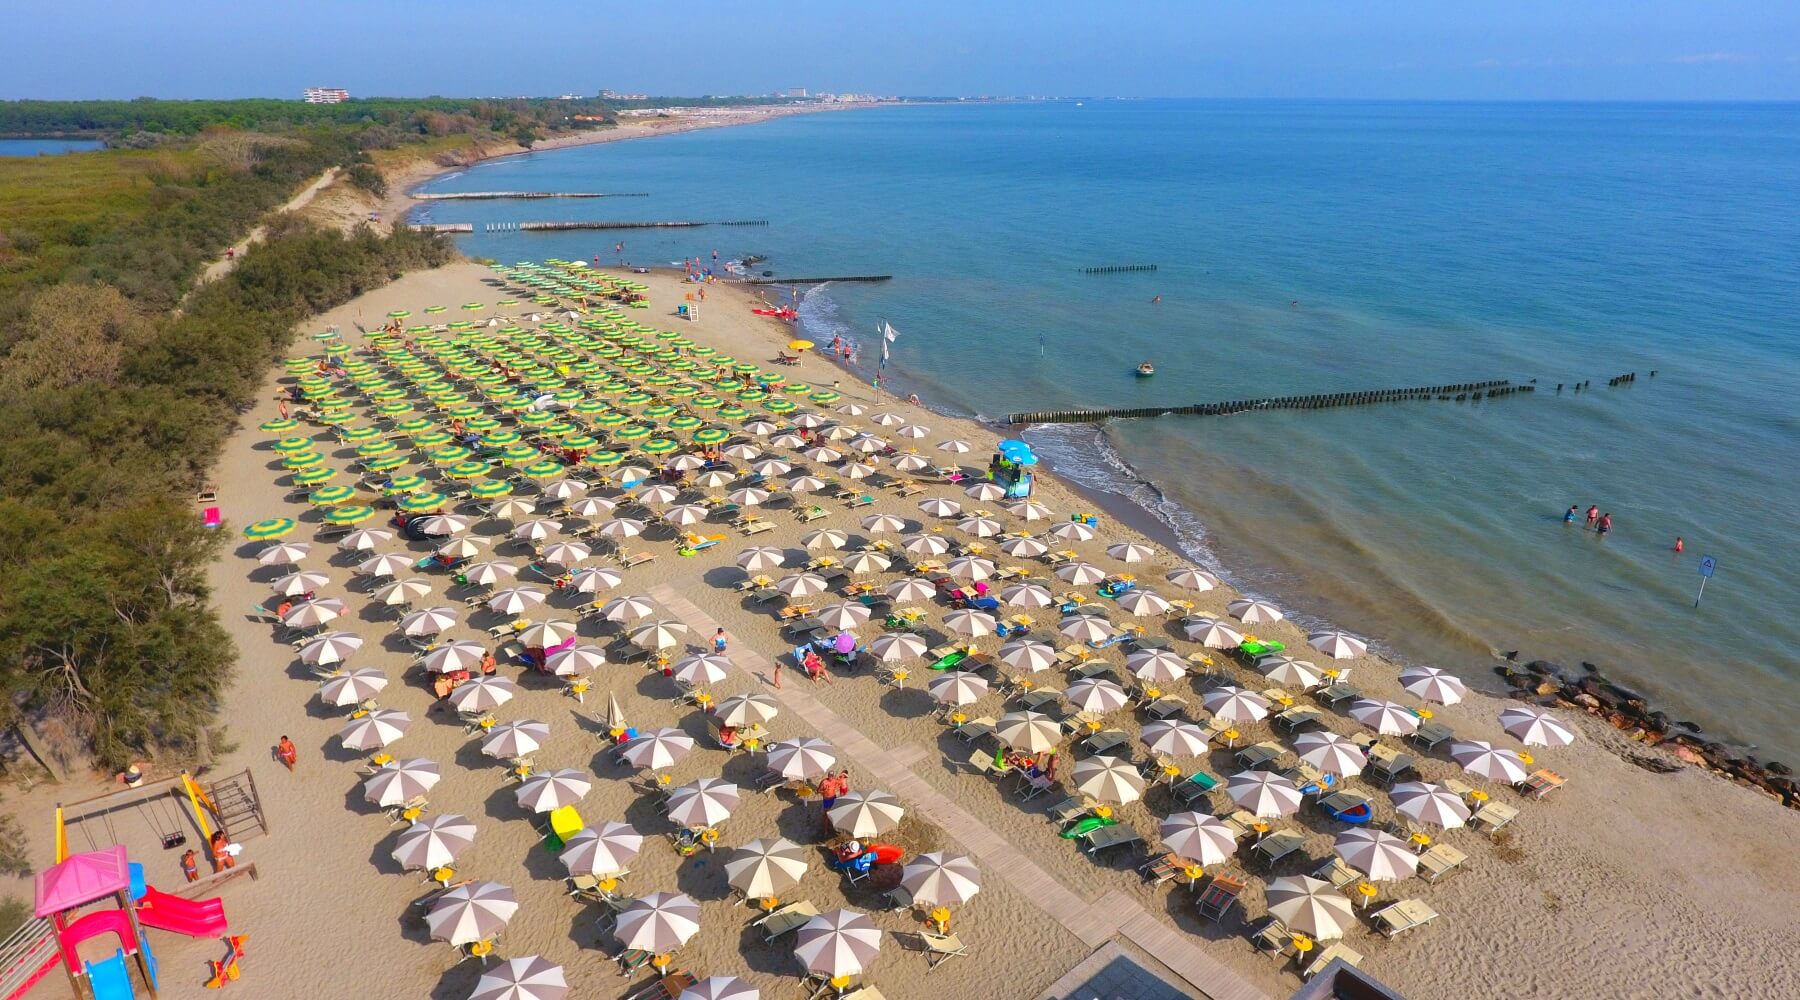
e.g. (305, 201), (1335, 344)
(989, 439), (1037, 499)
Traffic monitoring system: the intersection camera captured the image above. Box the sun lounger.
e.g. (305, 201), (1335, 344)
(1083, 729), (1131, 755)
(1069, 660), (1117, 682)
(624, 972), (697, 1000)
(1302, 942), (1365, 979)
(1047, 796), (1090, 824)
(952, 749), (1011, 778)
(953, 716), (997, 744)
(796, 505), (828, 522)
(1372, 898), (1440, 938)
(1016, 689), (1063, 712)
(1366, 747), (1417, 788)
(1171, 771), (1219, 805)
(1233, 740), (1286, 770)
(1273, 705), (1326, 734)
(1253, 917), (1295, 955)
(1220, 809), (1260, 840)
(1471, 801), (1519, 837)
(1143, 695), (1189, 720)
(1312, 856), (1362, 889)
(918, 931), (969, 969)
(1083, 824), (1144, 856)
(1252, 830), (1306, 867)
(1196, 874), (1246, 924)
(839, 989), (888, 1000)
(1409, 720), (1456, 752)
(1139, 852), (1185, 886)
(894, 480), (924, 497)
(1519, 768), (1567, 799)
(755, 900), (819, 941)
(1418, 843), (1468, 883)
(619, 550), (656, 568)
(739, 519), (775, 536)
(1315, 682), (1361, 708)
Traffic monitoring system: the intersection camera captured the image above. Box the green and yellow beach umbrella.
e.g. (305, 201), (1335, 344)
(243, 518), (297, 541)
(395, 418), (435, 435)
(339, 426), (382, 443)
(468, 479), (513, 500)
(809, 390), (841, 404)
(397, 491), (448, 513)
(383, 474), (429, 494)
(357, 440), (400, 458)
(717, 405), (750, 421)
(639, 438), (679, 456)
(284, 357), (316, 372)
(560, 433), (599, 450)
(641, 404), (678, 420)
(444, 460), (492, 479)
(322, 343), (351, 356)
(570, 400), (609, 417)
(429, 445), (474, 464)
(292, 466), (338, 486)
(692, 427), (730, 446)
(517, 460), (565, 479)
(361, 455), (407, 474)
(612, 424), (650, 442)
(667, 416), (703, 433)
(496, 444), (540, 464)
(374, 401), (414, 417)
(517, 411), (555, 427)
(463, 417), (502, 433)
(414, 430), (455, 448)
(307, 486), (358, 506)
(591, 411), (629, 428)
(737, 390), (769, 404)
(425, 305), (448, 314)
(260, 418), (300, 433)
(445, 404), (483, 419)
(323, 505), (377, 526)
(690, 394), (723, 410)
(283, 451), (325, 470)
(482, 430), (524, 447)
(272, 436), (315, 454)
(388, 310), (411, 318)
(618, 392), (654, 407)
(461, 302), (485, 311)
(764, 398), (798, 414)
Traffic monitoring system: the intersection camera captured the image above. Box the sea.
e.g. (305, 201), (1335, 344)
(414, 101), (1800, 760)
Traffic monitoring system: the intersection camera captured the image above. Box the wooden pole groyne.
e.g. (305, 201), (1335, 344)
(745, 275), (893, 285)
(482, 220), (767, 232)
(1006, 380), (1530, 425)
(1081, 264), (1158, 274)
(415, 191), (649, 200)
(408, 223), (474, 233)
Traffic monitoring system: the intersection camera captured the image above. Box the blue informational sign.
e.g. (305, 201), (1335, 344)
(1698, 556), (1716, 579)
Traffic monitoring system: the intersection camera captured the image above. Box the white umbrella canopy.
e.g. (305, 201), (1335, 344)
(514, 769), (592, 813)
(997, 640), (1058, 673)
(1183, 617), (1244, 648)
(481, 720), (550, 760)
(794, 908), (883, 978)
(1258, 656), (1324, 690)
(630, 619), (690, 649)
(995, 711), (1062, 753)
(511, 519), (563, 543)
(801, 528), (848, 551)
(736, 546), (787, 572)
(946, 555), (997, 581)
(943, 608), (997, 637)
(399, 605), (460, 637)
(1498, 706), (1577, 748)
(787, 474), (828, 493)
(766, 737), (836, 781)
(900, 852), (982, 907)
(638, 484), (682, 505)
(814, 602), (872, 630)
(1072, 756), (1145, 804)
(892, 453), (931, 473)
(750, 460), (792, 478)
(272, 570), (330, 596)
(1390, 781), (1472, 830)
(668, 453), (710, 471)
(964, 482), (1007, 502)
(867, 632), (928, 662)
(1143, 720), (1210, 758)
(900, 533), (950, 557)
(462, 561), (522, 587)
(520, 620), (579, 648)
(320, 667), (388, 707)
(1226, 770), (1303, 818)
(859, 513), (907, 534)
(1227, 598), (1284, 624)
(1127, 649), (1188, 684)
(1047, 520), (1096, 542)
(1000, 582), (1053, 608)
(447, 675), (519, 713)
(1007, 501), (1055, 521)
(362, 757), (440, 807)
(538, 541), (592, 566)
(769, 432), (805, 449)
(416, 514), (472, 537)
(489, 498), (540, 522)
(840, 550), (892, 574)
(802, 446), (842, 463)
(836, 403), (868, 417)
(1054, 562), (1107, 586)
(616, 891), (703, 953)
(1000, 536), (1050, 558)
(1115, 589), (1172, 617)
(601, 595), (656, 623)
(435, 536), (487, 560)
(727, 488), (772, 507)
(1398, 666), (1467, 705)
(745, 419), (780, 437)
(470, 956), (567, 1000)
(339, 708), (411, 750)
(540, 479), (589, 501)
(258, 541), (312, 565)
(560, 821), (643, 877)
(612, 467), (655, 486)
(1159, 812), (1238, 867)
(1165, 567), (1220, 592)
(620, 728), (695, 770)
(566, 497), (616, 518)
(895, 423), (930, 439)
(421, 640), (486, 673)
(392, 813), (476, 871)
(299, 631), (364, 666)
(1451, 740), (1529, 783)
(1106, 542), (1156, 564)
(823, 424), (858, 441)
(794, 414), (831, 430)
(918, 497), (962, 518)
(775, 572), (830, 597)
(1265, 876), (1355, 940)
(715, 692), (779, 727)
(724, 838), (810, 899)
(356, 552), (415, 578)
(1066, 678), (1130, 714)
(841, 460), (879, 478)
(672, 653), (732, 687)
(336, 528), (394, 552)
(1293, 731), (1368, 777)
(666, 778), (742, 829)
(1308, 630), (1368, 660)
(426, 880), (517, 946)
(282, 597), (346, 629)
(1057, 614), (1113, 644)
(928, 673), (989, 706)
(1335, 829), (1420, 882)
(568, 566), (624, 594)
(1349, 699), (1422, 736)
(597, 517), (646, 540)
(936, 438), (972, 452)
(488, 586), (548, 615)
(827, 790), (905, 838)
(692, 470), (738, 489)
(680, 978), (758, 1000)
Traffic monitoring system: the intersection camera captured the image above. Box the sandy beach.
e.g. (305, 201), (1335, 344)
(10, 259), (1800, 1000)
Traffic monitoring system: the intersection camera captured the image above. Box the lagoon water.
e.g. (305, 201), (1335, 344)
(418, 101), (1800, 759)
(0, 138), (104, 155)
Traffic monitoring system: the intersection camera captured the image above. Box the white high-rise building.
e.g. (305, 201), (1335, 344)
(303, 88), (350, 104)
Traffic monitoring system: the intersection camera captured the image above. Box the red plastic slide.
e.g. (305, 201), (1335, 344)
(135, 886), (228, 939)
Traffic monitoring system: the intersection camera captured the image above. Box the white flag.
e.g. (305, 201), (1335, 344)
(883, 321), (899, 342)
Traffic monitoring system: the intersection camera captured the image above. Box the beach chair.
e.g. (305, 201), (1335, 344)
(739, 519), (775, 536)
(1315, 682), (1361, 709)
(1471, 802), (1520, 838)
(1196, 874), (1246, 925)
(1083, 729), (1131, 756)
(952, 716), (996, 744)
(1171, 771), (1219, 806)
(883, 884), (914, 911)
(1138, 852), (1185, 886)
(1418, 843), (1468, 883)
(1373, 899), (1440, 938)
(755, 900), (819, 941)
(951, 748), (1011, 779)
(1302, 942), (1365, 980)
(1235, 741), (1289, 771)
(1252, 830), (1306, 867)
(796, 505), (828, 522)
(1046, 796), (1090, 825)
(1017, 772), (1057, 800)
(1367, 748), (1417, 788)
(917, 931), (969, 969)
(1142, 695), (1188, 720)
(619, 550), (657, 568)
(1083, 824), (1144, 856)
(1253, 917), (1296, 956)
(1409, 720), (1456, 752)
(1272, 705), (1325, 734)
(1520, 768), (1567, 799)
(624, 972), (697, 1000)
(1312, 856), (1362, 889)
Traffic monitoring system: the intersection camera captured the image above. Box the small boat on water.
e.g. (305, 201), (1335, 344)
(1135, 361), (1156, 378)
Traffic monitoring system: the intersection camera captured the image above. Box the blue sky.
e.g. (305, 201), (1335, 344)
(4, 0), (1797, 100)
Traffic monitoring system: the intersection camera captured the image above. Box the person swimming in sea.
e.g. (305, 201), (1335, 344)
(1565, 505), (1579, 524)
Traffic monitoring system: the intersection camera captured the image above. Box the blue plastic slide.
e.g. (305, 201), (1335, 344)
(84, 949), (135, 1000)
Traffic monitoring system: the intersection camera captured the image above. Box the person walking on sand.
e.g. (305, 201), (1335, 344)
(713, 627), (728, 654)
(771, 657), (782, 690)
(1585, 505), (1600, 530)
(276, 735), (297, 772)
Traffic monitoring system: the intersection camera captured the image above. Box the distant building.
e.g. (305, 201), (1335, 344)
(784, 87), (808, 98)
(303, 87), (349, 104)
(599, 89), (649, 101)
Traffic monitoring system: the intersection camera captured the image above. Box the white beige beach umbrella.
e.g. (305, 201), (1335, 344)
(1259, 656), (1324, 690)
(868, 632), (928, 662)
(1308, 630), (1368, 660)
(272, 570), (330, 596)
(727, 487), (771, 507)
(1498, 706), (1577, 748)
(597, 517), (645, 539)
(1007, 501), (1055, 521)
(736, 546), (787, 572)
(692, 470), (737, 489)
(542, 644), (604, 676)
(725, 838), (809, 899)
(794, 909), (883, 979)
(392, 813), (476, 871)
(321, 667), (388, 708)
(802, 446), (842, 463)
(786, 474), (827, 493)
(620, 727), (695, 770)
(373, 577), (433, 608)
(1067, 677), (1130, 714)
(541, 479), (589, 501)
(601, 594), (656, 622)
(336, 528), (394, 552)
(638, 484), (682, 505)
(901, 853), (982, 907)
(447, 675), (519, 713)
(630, 619), (689, 650)
(885, 577), (937, 606)
(566, 496), (615, 518)
(827, 790), (905, 838)
(1228, 770), (1303, 818)
(1000, 582), (1053, 607)
(1350, 698), (1422, 736)
(822, 423), (856, 440)
(515, 769), (592, 813)
(901, 533), (950, 556)
(680, 978), (758, 1000)
(946, 555), (997, 581)
(928, 673), (989, 707)
(399, 605), (460, 637)
(1143, 720), (1210, 757)
(1160, 812), (1238, 866)
(520, 620), (579, 648)
(568, 566), (624, 594)
(868, 412), (904, 428)
(1106, 542), (1156, 564)
(299, 631), (363, 666)
(998, 640), (1058, 673)
(892, 453), (931, 473)
(1227, 598), (1284, 624)
(616, 892), (703, 953)
(1399, 665), (1467, 705)
(603, 691), (628, 731)
(1165, 567), (1220, 591)
(802, 528), (848, 551)
(426, 880), (518, 947)
(775, 572), (830, 598)
(748, 458), (790, 478)
(1055, 562), (1107, 586)
(1335, 829), (1419, 882)
(840, 550), (892, 574)
(943, 608), (997, 637)
(715, 692), (779, 727)
(1390, 782), (1472, 829)
(895, 423), (929, 439)
(511, 519), (562, 543)
(1000, 536), (1050, 558)
(1294, 731), (1368, 777)
(356, 552), (414, 578)
(1073, 756), (1146, 804)
(417, 514), (471, 537)
(470, 956), (566, 1000)
(1057, 614), (1113, 644)
(765, 430), (799, 446)
(858, 513), (907, 536)
(671, 653), (728, 691)
(766, 737), (836, 781)
(362, 757), (439, 807)
(420, 640), (486, 673)
(282, 597), (346, 629)
(667, 453), (709, 472)
(1116, 589), (1173, 617)
(815, 602), (872, 630)
(964, 482), (1007, 502)
(936, 438), (972, 453)
(560, 821), (643, 878)
(1451, 740), (1529, 783)
(1266, 876), (1355, 940)
(667, 778), (741, 829)
(1203, 686), (1271, 723)
(835, 403), (868, 417)
(918, 497), (962, 518)
(996, 711), (1062, 752)
(958, 516), (1004, 538)
(1127, 649), (1189, 684)
(539, 540), (592, 566)
(462, 561), (521, 587)
(436, 536), (487, 560)
(488, 586), (548, 615)
(489, 498), (540, 522)
(339, 708), (410, 750)
(842, 460), (879, 478)
(481, 720), (550, 760)
(1183, 617), (1244, 648)
(1048, 520), (1096, 542)
(258, 541), (312, 565)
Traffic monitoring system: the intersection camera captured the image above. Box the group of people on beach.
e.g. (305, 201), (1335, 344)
(1565, 504), (1614, 536)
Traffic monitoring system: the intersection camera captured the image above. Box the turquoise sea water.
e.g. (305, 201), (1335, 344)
(417, 101), (1800, 759)
(0, 138), (104, 155)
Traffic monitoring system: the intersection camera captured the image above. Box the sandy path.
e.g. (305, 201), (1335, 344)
(195, 167), (341, 285)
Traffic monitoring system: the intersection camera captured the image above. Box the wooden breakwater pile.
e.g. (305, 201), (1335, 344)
(482, 220), (768, 232)
(1005, 380), (1527, 425)
(1081, 263), (1158, 274)
(409, 223), (475, 233)
(745, 275), (892, 285)
(415, 191), (649, 200)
